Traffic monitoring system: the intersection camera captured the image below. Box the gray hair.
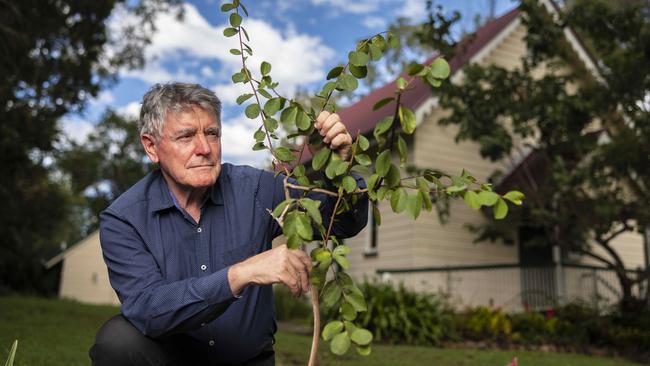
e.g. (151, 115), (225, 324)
(139, 82), (222, 141)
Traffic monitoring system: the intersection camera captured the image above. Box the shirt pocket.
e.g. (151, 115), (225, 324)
(222, 241), (255, 266)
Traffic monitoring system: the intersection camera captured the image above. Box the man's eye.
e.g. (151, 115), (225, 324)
(177, 135), (193, 141)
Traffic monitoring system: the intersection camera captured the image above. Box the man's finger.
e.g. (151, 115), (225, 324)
(291, 249), (313, 272)
(323, 123), (346, 144)
(319, 113), (340, 136)
(329, 133), (351, 150)
(316, 111), (331, 128)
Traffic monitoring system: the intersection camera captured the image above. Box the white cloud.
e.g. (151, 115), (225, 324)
(212, 83), (250, 106)
(399, 0), (427, 21)
(201, 65), (215, 78)
(310, 0), (379, 14)
(220, 115), (269, 167)
(362, 16), (387, 29)
(60, 116), (94, 144)
(114, 3), (334, 99)
(117, 101), (141, 119)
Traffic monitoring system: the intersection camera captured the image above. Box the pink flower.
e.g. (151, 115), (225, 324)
(507, 357), (518, 366)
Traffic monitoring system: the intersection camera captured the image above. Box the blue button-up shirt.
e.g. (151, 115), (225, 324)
(99, 163), (367, 364)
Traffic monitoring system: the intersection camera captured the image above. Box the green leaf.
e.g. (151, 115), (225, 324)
(343, 320), (358, 334)
(396, 77), (407, 90)
(274, 147), (296, 162)
(356, 345), (371, 356)
(406, 62), (424, 76)
(375, 150), (391, 177)
(399, 106), (416, 134)
(264, 117), (278, 132)
(344, 285), (367, 312)
(325, 159), (343, 179)
(264, 98), (281, 116)
(372, 34), (386, 51)
(407, 192), (422, 219)
(293, 164), (305, 177)
(296, 110), (311, 131)
(272, 199), (293, 217)
(349, 64), (367, 78)
(322, 280), (342, 308)
(416, 177), (429, 192)
(223, 27), (238, 37)
(385, 164), (401, 188)
(330, 331), (351, 355)
(337, 74), (358, 91)
(354, 154), (372, 166)
(372, 97), (394, 111)
(397, 135), (407, 166)
(252, 142), (266, 151)
(245, 103), (260, 119)
(340, 302), (357, 321)
(300, 198), (322, 225)
(351, 329), (373, 346)
(229, 13), (242, 27)
(236, 93), (253, 105)
(229, 48), (241, 55)
(446, 184), (467, 194)
(327, 66), (344, 80)
(253, 129), (265, 142)
(478, 191), (499, 206)
(312, 148), (331, 171)
(220, 3), (235, 11)
(420, 190), (432, 211)
(231, 72), (246, 83)
(463, 190), (481, 210)
(358, 135), (370, 151)
(351, 165), (371, 175)
(368, 43), (381, 61)
(503, 190), (525, 205)
(258, 88), (273, 100)
(283, 211), (312, 241)
(333, 253), (349, 270)
(367, 173), (379, 192)
(390, 187), (408, 213)
(322, 321), (344, 341)
(494, 197), (508, 219)
(260, 61), (271, 76)
(280, 106), (297, 124)
(373, 116), (393, 139)
(333, 244), (351, 256)
(342, 176), (357, 193)
(430, 57), (451, 78)
(349, 51), (369, 66)
(321, 81), (337, 95)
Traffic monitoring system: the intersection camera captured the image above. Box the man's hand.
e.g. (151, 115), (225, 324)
(314, 111), (353, 161)
(228, 244), (313, 297)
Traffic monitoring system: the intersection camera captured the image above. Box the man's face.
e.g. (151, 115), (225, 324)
(142, 106), (222, 190)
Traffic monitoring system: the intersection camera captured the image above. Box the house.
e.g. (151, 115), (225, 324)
(45, 230), (120, 305)
(47, 1), (647, 311)
(300, 1), (648, 311)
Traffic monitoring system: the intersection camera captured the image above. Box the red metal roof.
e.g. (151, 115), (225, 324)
(300, 7), (520, 164)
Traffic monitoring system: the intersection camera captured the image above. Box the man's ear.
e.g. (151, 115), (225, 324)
(141, 134), (159, 163)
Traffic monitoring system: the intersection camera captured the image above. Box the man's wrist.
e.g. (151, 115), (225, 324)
(227, 261), (252, 297)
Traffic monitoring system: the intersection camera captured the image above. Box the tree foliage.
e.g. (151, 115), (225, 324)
(423, 0), (650, 312)
(0, 0), (178, 293)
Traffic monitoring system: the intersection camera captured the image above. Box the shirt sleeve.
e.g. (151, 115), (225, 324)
(99, 209), (237, 338)
(267, 171), (369, 240)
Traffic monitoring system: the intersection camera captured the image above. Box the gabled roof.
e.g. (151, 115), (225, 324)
(44, 230), (99, 269)
(300, 7), (521, 163)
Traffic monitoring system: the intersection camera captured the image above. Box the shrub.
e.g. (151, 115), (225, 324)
(510, 311), (557, 344)
(456, 307), (512, 343)
(324, 280), (456, 346)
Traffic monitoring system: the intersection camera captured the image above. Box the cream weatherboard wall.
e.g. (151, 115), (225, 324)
(56, 231), (120, 305)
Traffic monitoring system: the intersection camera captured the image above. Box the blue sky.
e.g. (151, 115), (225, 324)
(62, 0), (516, 166)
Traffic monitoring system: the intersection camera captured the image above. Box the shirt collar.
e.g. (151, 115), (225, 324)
(149, 168), (224, 213)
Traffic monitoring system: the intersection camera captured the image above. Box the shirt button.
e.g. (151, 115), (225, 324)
(200, 322), (206, 327)
(208, 340), (215, 346)
(197, 227), (202, 233)
(200, 264), (207, 271)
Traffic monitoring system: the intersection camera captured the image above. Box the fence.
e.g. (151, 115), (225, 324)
(376, 263), (639, 313)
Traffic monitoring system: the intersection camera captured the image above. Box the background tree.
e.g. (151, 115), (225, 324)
(401, 0), (650, 313)
(0, 0), (178, 294)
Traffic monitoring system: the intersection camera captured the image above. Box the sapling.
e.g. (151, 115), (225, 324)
(220, 1), (523, 364)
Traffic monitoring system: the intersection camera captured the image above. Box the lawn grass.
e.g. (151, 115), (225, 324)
(0, 296), (643, 366)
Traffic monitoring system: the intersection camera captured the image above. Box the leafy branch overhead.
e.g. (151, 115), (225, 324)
(221, 0), (523, 361)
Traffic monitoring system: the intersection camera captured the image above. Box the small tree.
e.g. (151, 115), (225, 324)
(220, 1), (523, 363)
(433, 0), (650, 313)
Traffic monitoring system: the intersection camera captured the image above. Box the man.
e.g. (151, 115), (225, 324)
(90, 83), (367, 366)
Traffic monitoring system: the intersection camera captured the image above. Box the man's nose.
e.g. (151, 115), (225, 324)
(194, 133), (212, 155)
